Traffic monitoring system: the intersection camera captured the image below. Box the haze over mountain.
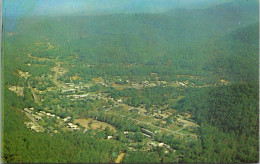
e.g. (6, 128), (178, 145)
(2, 0), (259, 163)
(3, 0), (235, 17)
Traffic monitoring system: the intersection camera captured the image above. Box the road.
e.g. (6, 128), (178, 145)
(28, 82), (39, 104)
(115, 153), (125, 163)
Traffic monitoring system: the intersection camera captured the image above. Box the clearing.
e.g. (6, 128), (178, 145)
(8, 86), (24, 97)
(75, 118), (117, 133)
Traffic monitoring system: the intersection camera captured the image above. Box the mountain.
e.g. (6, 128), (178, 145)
(204, 23), (259, 82)
(4, 0), (258, 81)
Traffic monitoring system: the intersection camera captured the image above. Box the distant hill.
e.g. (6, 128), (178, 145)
(204, 23), (259, 82)
(5, 0), (258, 81)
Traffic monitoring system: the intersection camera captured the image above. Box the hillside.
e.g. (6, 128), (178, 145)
(204, 23), (259, 82)
(2, 0), (259, 163)
(3, 0), (257, 81)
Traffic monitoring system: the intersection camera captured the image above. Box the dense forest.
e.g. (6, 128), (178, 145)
(2, 0), (259, 163)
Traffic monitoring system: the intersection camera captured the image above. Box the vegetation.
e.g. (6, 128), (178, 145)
(2, 0), (259, 163)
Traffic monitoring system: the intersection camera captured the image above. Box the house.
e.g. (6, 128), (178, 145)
(148, 142), (156, 147)
(36, 112), (45, 117)
(141, 128), (154, 136)
(61, 89), (75, 93)
(25, 122), (34, 127)
(142, 81), (149, 85)
(158, 143), (164, 147)
(164, 144), (171, 149)
(30, 125), (37, 131)
(24, 108), (32, 113)
(33, 115), (41, 121)
(63, 117), (71, 122)
(71, 125), (79, 130)
(184, 113), (192, 119)
(142, 133), (151, 138)
(179, 82), (186, 86)
(39, 111), (46, 114)
(154, 130), (160, 134)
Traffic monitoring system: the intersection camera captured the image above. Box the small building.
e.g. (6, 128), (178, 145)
(148, 142), (156, 147)
(179, 82), (186, 86)
(71, 125), (79, 130)
(107, 136), (113, 139)
(63, 117), (71, 122)
(141, 128), (154, 136)
(25, 122), (34, 127)
(30, 125), (37, 130)
(123, 131), (129, 135)
(40, 111), (46, 114)
(164, 144), (171, 149)
(142, 133), (151, 138)
(184, 113), (192, 119)
(34, 115), (41, 121)
(158, 143), (164, 147)
(24, 108), (32, 114)
(36, 112), (44, 116)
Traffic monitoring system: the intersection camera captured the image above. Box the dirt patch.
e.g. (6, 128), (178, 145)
(112, 83), (135, 90)
(70, 76), (81, 81)
(115, 152), (125, 163)
(92, 77), (103, 83)
(17, 70), (30, 79)
(220, 79), (230, 84)
(8, 86), (24, 97)
(27, 53), (51, 61)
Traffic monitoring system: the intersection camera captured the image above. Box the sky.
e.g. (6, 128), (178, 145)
(1, 0), (239, 31)
(3, 0), (235, 17)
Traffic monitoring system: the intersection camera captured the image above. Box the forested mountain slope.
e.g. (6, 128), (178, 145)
(204, 23), (259, 82)
(2, 0), (259, 163)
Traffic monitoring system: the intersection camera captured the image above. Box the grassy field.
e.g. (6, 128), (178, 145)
(75, 118), (117, 133)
